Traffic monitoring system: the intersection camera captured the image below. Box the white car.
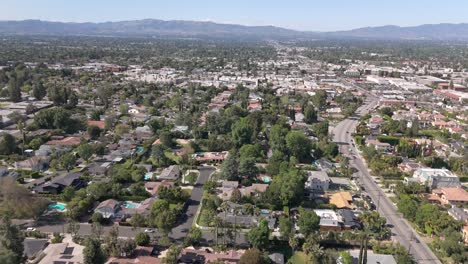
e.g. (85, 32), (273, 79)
(144, 228), (155, 233)
(26, 227), (36, 232)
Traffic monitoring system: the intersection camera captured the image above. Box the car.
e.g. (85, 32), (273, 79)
(144, 228), (155, 233)
(26, 227), (36, 232)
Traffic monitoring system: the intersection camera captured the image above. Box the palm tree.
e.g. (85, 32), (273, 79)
(289, 236), (299, 251)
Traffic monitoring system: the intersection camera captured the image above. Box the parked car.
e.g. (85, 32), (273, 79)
(26, 227), (36, 232)
(144, 228), (155, 233)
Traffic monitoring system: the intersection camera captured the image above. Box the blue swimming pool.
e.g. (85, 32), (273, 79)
(136, 147), (145, 153)
(48, 203), (66, 211)
(144, 172), (153, 181)
(122, 201), (140, 209)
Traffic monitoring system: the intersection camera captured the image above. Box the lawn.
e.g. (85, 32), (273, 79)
(289, 251), (308, 264)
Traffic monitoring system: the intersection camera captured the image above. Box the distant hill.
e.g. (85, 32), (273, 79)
(329, 23), (468, 40)
(0, 19), (467, 40)
(0, 19), (307, 39)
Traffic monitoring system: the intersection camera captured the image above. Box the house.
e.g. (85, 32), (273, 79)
(193, 151), (228, 163)
(329, 192), (354, 209)
(347, 250), (397, 264)
(85, 162), (111, 176)
(431, 187), (468, 206)
(366, 139), (392, 152)
(314, 158), (334, 172)
(412, 168), (461, 189)
(367, 115), (384, 129)
(106, 246), (161, 264)
(38, 241), (84, 264)
(95, 199), (120, 218)
(145, 181), (174, 196)
(398, 161), (425, 173)
(312, 209), (342, 231)
(269, 253), (285, 264)
(241, 184), (269, 197)
(448, 207), (468, 222)
(179, 247), (244, 264)
(45, 136), (81, 147)
(33, 173), (86, 194)
(157, 165), (181, 181)
(305, 171), (331, 193)
(15, 156), (49, 171)
(119, 198), (157, 218)
(23, 238), (48, 259)
(87, 120), (105, 129)
(218, 181), (239, 200)
(171, 125), (189, 134)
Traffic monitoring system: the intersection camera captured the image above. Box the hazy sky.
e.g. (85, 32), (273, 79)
(1, 0), (467, 31)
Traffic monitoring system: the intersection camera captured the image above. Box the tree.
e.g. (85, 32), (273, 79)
(298, 208), (320, 237)
(286, 131), (311, 162)
(312, 90), (327, 109)
(0, 133), (16, 155)
(239, 157), (258, 179)
(0, 218), (25, 264)
(77, 144), (94, 162)
(239, 144), (264, 161)
(150, 200), (177, 235)
(97, 83), (112, 109)
(87, 125), (101, 139)
(239, 248), (266, 264)
(302, 235), (324, 263)
(220, 152), (239, 181)
(32, 81), (47, 100)
(278, 217), (293, 240)
(304, 104), (317, 124)
(67, 221), (80, 237)
(83, 237), (107, 264)
(135, 232), (150, 246)
(130, 214), (146, 230)
(61, 186), (76, 202)
(247, 218), (270, 249)
(268, 124), (288, 153)
(313, 121), (329, 139)
(397, 195), (418, 221)
(0, 177), (48, 219)
(186, 227), (202, 246)
(91, 212), (104, 224)
(231, 118), (253, 148)
(160, 131), (174, 148)
(266, 170), (305, 207)
(60, 153), (76, 172)
(7, 75), (21, 102)
(162, 245), (180, 264)
(115, 124), (130, 136)
(339, 251), (352, 264)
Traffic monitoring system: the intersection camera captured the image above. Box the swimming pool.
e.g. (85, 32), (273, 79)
(136, 147), (145, 154)
(144, 172), (153, 181)
(261, 176), (272, 183)
(48, 203), (66, 211)
(122, 201), (140, 209)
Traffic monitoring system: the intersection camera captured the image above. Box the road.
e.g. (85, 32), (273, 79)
(38, 166), (217, 242)
(332, 96), (441, 264)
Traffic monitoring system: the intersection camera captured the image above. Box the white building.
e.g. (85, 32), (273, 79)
(411, 168), (460, 189)
(306, 171), (331, 192)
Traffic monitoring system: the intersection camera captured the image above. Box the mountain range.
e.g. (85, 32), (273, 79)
(0, 19), (467, 40)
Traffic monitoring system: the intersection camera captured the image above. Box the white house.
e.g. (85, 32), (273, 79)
(305, 171), (331, 192)
(411, 168), (460, 189)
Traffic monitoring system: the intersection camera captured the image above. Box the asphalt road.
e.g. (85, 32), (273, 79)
(332, 97), (441, 264)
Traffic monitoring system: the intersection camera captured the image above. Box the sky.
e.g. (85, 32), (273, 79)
(1, 0), (467, 31)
